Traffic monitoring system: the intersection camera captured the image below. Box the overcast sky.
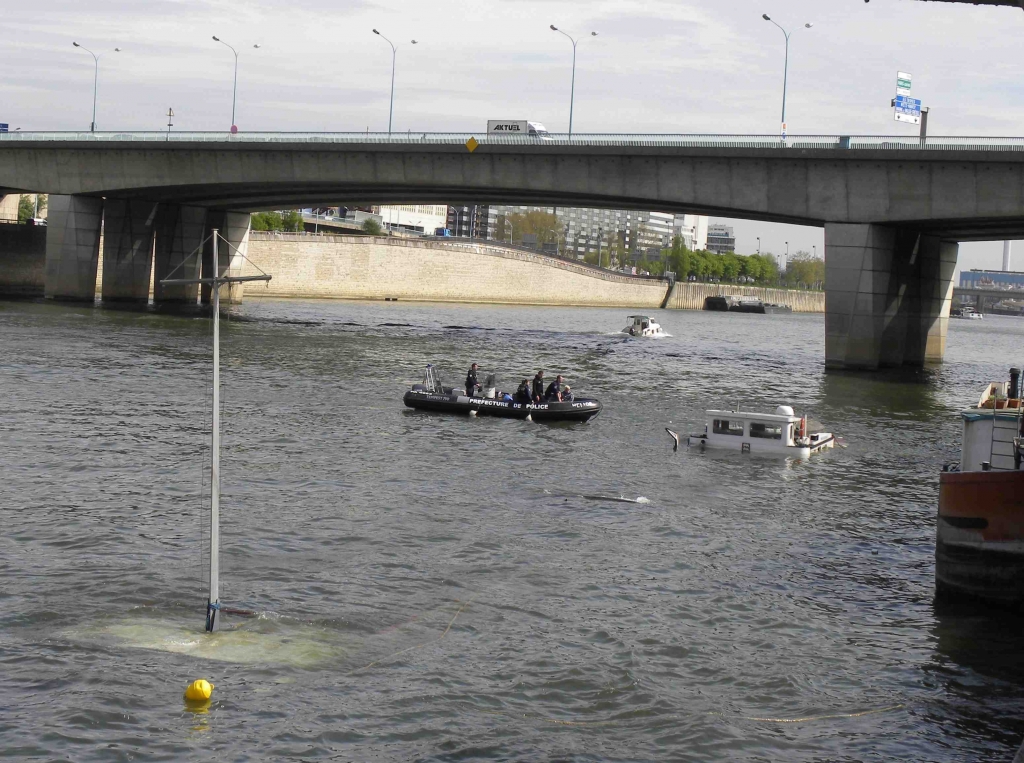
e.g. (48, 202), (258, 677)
(3, 0), (1023, 273)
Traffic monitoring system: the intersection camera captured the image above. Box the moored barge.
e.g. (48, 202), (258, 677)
(936, 368), (1024, 606)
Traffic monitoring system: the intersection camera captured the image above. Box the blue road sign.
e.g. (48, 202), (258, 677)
(0, 124), (8, 133)
(894, 95), (922, 124)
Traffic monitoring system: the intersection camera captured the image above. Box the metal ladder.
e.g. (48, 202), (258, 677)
(990, 403), (1023, 471)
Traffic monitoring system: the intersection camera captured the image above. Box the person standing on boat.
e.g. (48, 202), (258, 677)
(545, 375), (564, 402)
(532, 370), (545, 403)
(516, 379), (532, 404)
(466, 363), (480, 397)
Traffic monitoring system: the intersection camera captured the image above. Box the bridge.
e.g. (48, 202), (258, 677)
(4, 131), (1024, 369)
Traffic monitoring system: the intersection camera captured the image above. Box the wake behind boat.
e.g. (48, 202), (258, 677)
(404, 366), (601, 423)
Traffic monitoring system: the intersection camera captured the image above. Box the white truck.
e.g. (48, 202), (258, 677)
(486, 120), (551, 139)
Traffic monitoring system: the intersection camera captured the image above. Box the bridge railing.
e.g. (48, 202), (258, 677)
(3, 131), (1024, 151)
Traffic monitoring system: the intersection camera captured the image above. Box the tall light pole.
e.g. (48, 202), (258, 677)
(756, 236), (761, 254)
(549, 26), (597, 139)
(212, 36), (260, 132)
(373, 30), (417, 134)
(72, 42), (120, 132)
(761, 15), (812, 137)
(504, 217), (514, 245)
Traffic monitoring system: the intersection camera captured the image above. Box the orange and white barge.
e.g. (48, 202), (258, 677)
(936, 368), (1024, 606)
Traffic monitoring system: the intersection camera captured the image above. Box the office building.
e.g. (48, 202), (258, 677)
(673, 214), (709, 251)
(706, 224), (736, 254)
(373, 204), (448, 235)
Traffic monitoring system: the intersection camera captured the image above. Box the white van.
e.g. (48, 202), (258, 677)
(486, 120), (551, 140)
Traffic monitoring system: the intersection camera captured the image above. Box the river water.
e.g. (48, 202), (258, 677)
(2, 297), (1024, 761)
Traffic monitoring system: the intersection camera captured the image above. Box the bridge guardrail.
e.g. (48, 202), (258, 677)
(3, 131), (1024, 151)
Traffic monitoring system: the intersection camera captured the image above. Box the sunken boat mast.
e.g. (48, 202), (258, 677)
(159, 229), (271, 632)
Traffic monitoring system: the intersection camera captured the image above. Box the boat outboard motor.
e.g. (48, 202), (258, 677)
(484, 373), (497, 399)
(1010, 367), (1021, 400)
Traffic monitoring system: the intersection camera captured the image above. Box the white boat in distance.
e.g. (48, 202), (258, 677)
(951, 306), (983, 320)
(622, 315), (666, 338)
(679, 406), (835, 457)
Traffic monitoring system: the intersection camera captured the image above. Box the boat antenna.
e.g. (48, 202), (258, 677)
(160, 229), (271, 633)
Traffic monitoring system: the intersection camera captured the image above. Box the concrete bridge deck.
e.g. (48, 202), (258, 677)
(4, 131), (1024, 369)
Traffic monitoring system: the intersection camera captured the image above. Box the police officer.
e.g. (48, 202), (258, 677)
(531, 370), (545, 403)
(466, 363), (480, 397)
(516, 379), (532, 404)
(545, 374), (564, 402)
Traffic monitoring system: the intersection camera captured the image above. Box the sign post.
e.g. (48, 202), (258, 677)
(0, 124), (8, 133)
(893, 71), (922, 125)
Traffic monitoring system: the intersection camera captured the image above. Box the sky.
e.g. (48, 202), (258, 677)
(3, 0), (1023, 275)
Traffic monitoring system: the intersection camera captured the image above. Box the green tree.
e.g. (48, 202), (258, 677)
(361, 218), (384, 236)
(17, 195), (33, 223)
(721, 253), (740, 282)
(251, 212), (283, 231)
(281, 210), (304, 232)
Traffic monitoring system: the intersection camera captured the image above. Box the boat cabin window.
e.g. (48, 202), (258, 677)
(749, 422), (783, 440)
(713, 419), (744, 436)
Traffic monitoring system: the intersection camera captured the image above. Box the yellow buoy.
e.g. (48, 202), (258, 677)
(184, 679), (214, 701)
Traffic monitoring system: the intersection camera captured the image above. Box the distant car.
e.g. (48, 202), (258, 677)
(434, 227), (452, 237)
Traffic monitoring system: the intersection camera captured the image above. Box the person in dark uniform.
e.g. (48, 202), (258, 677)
(516, 379), (532, 404)
(531, 370), (545, 403)
(545, 374), (564, 402)
(465, 363), (480, 397)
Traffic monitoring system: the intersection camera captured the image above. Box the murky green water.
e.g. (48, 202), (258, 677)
(2, 297), (1024, 761)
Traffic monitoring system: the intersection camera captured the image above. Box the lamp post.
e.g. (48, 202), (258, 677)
(452, 207), (461, 236)
(504, 217), (514, 245)
(373, 30), (417, 134)
(756, 236), (761, 255)
(549, 26), (597, 139)
(166, 107), (173, 141)
(761, 15), (812, 137)
(72, 42), (120, 132)
(212, 36), (260, 132)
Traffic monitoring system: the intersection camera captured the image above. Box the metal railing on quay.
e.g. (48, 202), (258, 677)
(3, 131), (1024, 152)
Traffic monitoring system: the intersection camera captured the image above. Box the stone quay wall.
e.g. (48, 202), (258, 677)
(664, 281), (824, 312)
(244, 233), (671, 308)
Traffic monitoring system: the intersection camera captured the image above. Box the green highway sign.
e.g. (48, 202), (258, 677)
(897, 78), (911, 89)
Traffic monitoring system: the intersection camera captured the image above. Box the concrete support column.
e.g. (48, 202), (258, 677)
(153, 205), (207, 304)
(825, 223), (956, 370)
(44, 194), (103, 301)
(101, 200), (159, 303)
(201, 211), (251, 305)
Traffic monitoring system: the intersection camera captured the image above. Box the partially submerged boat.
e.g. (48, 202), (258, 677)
(936, 368), (1024, 607)
(403, 366), (602, 423)
(681, 406), (834, 457)
(621, 315), (666, 338)
(703, 296), (792, 314)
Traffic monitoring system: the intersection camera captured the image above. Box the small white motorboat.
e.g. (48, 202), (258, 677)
(671, 405), (835, 457)
(622, 315), (666, 338)
(951, 306), (983, 320)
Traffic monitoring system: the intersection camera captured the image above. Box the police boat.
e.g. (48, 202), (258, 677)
(403, 366), (602, 423)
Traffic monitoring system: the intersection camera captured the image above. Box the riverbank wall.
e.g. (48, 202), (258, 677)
(664, 281), (824, 312)
(244, 233), (670, 308)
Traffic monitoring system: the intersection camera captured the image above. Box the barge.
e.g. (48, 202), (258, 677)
(937, 368), (1024, 606)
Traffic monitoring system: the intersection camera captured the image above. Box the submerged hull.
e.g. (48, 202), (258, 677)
(936, 470), (1024, 606)
(403, 390), (601, 422)
(686, 432), (834, 457)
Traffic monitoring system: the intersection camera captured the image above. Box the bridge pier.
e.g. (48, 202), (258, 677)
(201, 211), (251, 305)
(101, 200), (158, 303)
(153, 205), (207, 305)
(44, 195), (103, 301)
(825, 223), (956, 370)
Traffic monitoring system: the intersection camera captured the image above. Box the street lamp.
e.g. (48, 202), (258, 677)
(549, 26), (597, 139)
(72, 42), (120, 132)
(212, 36), (260, 132)
(761, 15), (812, 137)
(504, 217), (514, 245)
(373, 30), (417, 134)
(452, 207), (461, 236)
(756, 236), (761, 254)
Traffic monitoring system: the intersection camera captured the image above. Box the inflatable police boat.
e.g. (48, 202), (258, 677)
(403, 366), (602, 423)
